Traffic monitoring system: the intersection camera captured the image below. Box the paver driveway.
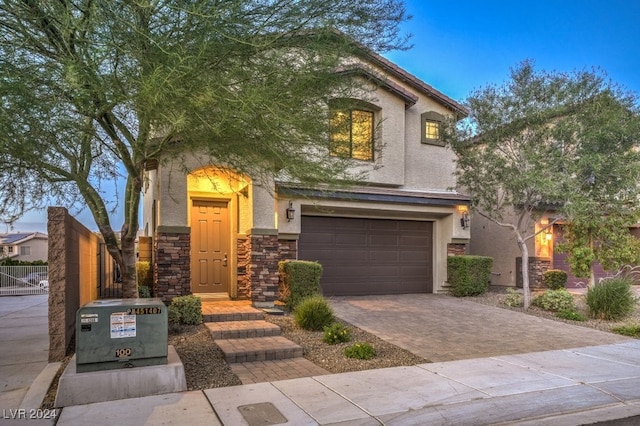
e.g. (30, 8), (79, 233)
(329, 294), (631, 362)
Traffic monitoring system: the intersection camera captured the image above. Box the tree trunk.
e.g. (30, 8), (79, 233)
(517, 235), (532, 309)
(120, 235), (138, 298)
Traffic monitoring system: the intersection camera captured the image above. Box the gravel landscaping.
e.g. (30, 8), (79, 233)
(42, 286), (640, 408)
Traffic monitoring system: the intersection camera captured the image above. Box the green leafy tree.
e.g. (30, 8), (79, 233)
(449, 61), (640, 308)
(0, 1), (409, 297)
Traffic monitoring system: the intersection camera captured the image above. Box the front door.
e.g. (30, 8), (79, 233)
(191, 200), (230, 294)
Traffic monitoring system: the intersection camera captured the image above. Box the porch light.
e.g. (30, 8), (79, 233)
(545, 228), (553, 241)
(286, 201), (295, 222)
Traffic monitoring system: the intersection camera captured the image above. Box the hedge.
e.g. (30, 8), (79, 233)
(447, 255), (493, 297)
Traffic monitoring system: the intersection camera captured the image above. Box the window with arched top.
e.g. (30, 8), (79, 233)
(421, 111), (445, 146)
(329, 100), (378, 161)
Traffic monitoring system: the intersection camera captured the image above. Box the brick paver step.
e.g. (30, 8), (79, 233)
(202, 304), (264, 323)
(205, 320), (281, 339)
(231, 358), (330, 384)
(216, 336), (303, 363)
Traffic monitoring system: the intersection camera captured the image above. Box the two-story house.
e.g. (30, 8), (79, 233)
(142, 48), (470, 306)
(0, 232), (48, 262)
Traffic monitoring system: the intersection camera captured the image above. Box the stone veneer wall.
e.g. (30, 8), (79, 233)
(236, 237), (251, 300)
(245, 231), (280, 307)
(278, 238), (298, 261)
(447, 243), (467, 256)
(155, 226), (191, 304)
(516, 256), (552, 289)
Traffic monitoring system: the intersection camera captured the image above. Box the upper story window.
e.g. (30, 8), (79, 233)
(330, 108), (375, 161)
(421, 111), (445, 146)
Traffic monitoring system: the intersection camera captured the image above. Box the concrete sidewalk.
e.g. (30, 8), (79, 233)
(3, 293), (640, 425)
(0, 294), (58, 415)
(55, 340), (640, 425)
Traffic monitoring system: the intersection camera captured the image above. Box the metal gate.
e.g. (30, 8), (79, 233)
(98, 243), (122, 298)
(0, 266), (49, 296)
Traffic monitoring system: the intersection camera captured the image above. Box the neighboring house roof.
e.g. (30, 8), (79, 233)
(278, 184), (470, 207)
(0, 232), (48, 245)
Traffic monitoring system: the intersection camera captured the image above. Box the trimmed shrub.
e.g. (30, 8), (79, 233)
(293, 295), (334, 331)
(542, 269), (568, 290)
(532, 289), (575, 312)
(344, 342), (376, 360)
(168, 295), (202, 325)
(279, 260), (323, 310)
(0, 259), (47, 266)
(447, 256), (493, 297)
(323, 323), (351, 344)
(586, 277), (636, 320)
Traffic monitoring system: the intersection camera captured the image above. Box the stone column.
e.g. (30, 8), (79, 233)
(246, 230), (280, 307)
(155, 226), (191, 304)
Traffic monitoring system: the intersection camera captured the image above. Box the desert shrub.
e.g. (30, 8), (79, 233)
(293, 295), (334, 331)
(556, 309), (587, 321)
(138, 285), (151, 298)
(323, 323), (351, 344)
(279, 260), (323, 310)
(586, 277), (636, 320)
(532, 289), (575, 312)
(447, 255), (493, 297)
(542, 269), (568, 290)
(344, 342), (375, 360)
(504, 288), (523, 307)
(168, 295), (202, 325)
(611, 324), (640, 338)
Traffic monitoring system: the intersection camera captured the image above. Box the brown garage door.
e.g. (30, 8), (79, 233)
(298, 216), (433, 296)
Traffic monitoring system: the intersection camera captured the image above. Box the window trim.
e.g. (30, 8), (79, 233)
(330, 106), (376, 161)
(421, 111), (445, 146)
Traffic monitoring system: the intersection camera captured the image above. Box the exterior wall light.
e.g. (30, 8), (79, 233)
(286, 201), (295, 222)
(457, 205), (470, 229)
(545, 228), (553, 241)
(460, 212), (470, 229)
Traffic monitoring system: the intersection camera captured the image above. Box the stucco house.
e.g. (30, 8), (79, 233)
(471, 211), (640, 289)
(0, 232), (48, 263)
(142, 48), (470, 306)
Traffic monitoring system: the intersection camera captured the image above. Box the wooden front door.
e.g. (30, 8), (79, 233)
(191, 200), (230, 294)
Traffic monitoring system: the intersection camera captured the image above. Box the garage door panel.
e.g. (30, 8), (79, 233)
(304, 233), (334, 244)
(334, 218), (367, 230)
(335, 233), (367, 245)
(400, 235), (431, 246)
(400, 251), (429, 262)
(369, 250), (399, 262)
(369, 221), (400, 231)
(399, 221), (430, 232)
(299, 216), (433, 296)
(369, 235), (400, 246)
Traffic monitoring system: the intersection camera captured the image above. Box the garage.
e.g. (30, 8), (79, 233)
(298, 216), (433, 296)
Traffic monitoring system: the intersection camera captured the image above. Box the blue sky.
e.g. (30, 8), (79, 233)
(388, 0), (640, 100)
(8, 0), (640, 234)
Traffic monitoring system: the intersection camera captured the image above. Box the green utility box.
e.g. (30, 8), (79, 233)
(76, 298), (168, 373)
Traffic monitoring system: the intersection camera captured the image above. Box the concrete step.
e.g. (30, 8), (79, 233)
(215, 336), (303, 363)
(205, 320), (281, 339)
